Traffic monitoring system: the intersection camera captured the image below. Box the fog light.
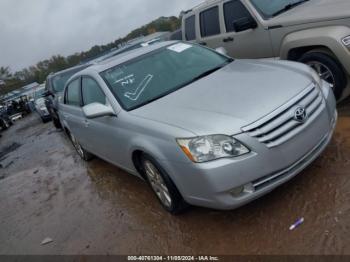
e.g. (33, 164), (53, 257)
(243, 183), (255, 194)
(230, 183), (255, 197)
(230, 186), (244, 197)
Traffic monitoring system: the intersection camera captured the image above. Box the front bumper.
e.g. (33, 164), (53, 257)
(161, 88), (337, 210)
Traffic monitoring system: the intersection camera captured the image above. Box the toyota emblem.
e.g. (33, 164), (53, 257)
(294, 106), (308, 123)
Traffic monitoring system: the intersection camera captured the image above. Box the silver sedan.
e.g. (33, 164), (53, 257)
(58, 41), (337, 214)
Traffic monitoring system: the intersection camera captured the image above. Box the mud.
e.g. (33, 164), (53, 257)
(0, 101), (350, 255)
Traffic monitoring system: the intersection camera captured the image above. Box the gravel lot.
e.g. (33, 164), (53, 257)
(1, 100), (350, 255)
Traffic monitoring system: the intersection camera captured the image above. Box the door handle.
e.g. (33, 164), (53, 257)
(84, 119), (90, 128)
(223, 37), (234, 43)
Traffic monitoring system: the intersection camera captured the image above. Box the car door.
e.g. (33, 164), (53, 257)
(80, 76), (124, 165)
(199, 0), (273, 59)
(60, 77), (86, 141)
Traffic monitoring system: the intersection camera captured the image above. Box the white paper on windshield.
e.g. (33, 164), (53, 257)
(167, 43), (192, 53)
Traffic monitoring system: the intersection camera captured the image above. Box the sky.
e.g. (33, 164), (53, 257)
(0, 0), (202, 72)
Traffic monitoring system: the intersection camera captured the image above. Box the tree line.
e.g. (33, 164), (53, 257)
(0, 16), (181, 96)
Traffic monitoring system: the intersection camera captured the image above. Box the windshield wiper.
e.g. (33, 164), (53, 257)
(191, 60), (233, 82)
(272, 0), (310, 17)
(128, 59), (233, 111)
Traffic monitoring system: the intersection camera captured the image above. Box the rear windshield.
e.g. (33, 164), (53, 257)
(100, 43), (231, 111)
(34, 88), (46, 100)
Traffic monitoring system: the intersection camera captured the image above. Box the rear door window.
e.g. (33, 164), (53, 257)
(200, 6), (220, 37)
(65, 78), (81, 107)
(82, 77), (106, 106)
(224, 0), (253, 32)
(184, 15), (196, 41)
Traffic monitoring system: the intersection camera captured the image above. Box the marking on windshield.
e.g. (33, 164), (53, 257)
(115, 74), (135, 87)
(124, 74), (153, 101)
(167, 43), (192, 53)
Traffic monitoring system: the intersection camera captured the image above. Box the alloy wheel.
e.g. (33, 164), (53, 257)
(143, 160), (172, 208)
(70, 133), (84, 158)
(307, 61), (335, 89)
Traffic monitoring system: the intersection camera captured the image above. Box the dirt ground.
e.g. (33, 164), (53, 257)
(0, 101), (350, 255)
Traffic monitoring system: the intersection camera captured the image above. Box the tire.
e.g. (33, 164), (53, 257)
(299, 52), (347, 101)
(141, 154), (188, 214)
(0, 120), (9, 130)
(52, 115), (62, 129)
(69, 132), (94, 161)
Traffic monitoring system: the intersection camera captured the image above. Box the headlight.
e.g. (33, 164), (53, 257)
(342, 36), (350, 46)
(177, 135), (250, 163)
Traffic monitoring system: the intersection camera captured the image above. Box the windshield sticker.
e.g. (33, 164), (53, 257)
(124, 74), (153, 101)
(114, 74), (135, 87)
(105, 68), (124, 83)
(167, 43), (192, 53)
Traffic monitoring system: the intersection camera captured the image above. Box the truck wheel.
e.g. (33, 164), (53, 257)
(0, 121), (7, 130)
(299, 52), (347, 100)
(52, 116), (62, 129)
(141, 154), (188, 214)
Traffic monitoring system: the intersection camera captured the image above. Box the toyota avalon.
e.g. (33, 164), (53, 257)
(58, 41), (337, 214)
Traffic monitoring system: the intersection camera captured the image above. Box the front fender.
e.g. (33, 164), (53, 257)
(280, 26), (350, 74)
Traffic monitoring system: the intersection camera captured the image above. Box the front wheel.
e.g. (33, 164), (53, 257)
(141, 154), (188, 214)
(299, 52), (347, 101)
(69, 132), (94, 161)
(52, 116), (62, 129)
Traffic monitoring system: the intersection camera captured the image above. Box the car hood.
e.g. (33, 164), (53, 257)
(130, 60), (314, 136)
(267, 0), (350, 27)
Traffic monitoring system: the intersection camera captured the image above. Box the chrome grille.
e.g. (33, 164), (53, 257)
(252, 131), (330, 191)
(242, 84), (325, 148)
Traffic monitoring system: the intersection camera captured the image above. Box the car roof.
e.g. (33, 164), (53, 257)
(80, 41), (179, 74)
(48, 63), (91, 78)
(182, 0), (225, 18)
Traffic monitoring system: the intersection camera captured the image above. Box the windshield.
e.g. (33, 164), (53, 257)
(34, 88), (46, 100)
(51, 66), (89, 93)
(250, 0), (309, 18)
(100, 43), (232, 111)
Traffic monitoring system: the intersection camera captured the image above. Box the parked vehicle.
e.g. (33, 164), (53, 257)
(170, 29), (183, 41)
(182, 0), (350, 101)
(58, 41), (337, 214)
(5, 96), (31, 122)
(44, 64), (91, 128)
(0, 105), (12, 131)
(34, 85), (51, 123)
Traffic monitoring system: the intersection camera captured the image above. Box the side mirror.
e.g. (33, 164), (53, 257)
(83, 103), (115, 119)
(215, 47), (228, 56)
(233, 17), (257, 32)
(42, 90), (54, 97)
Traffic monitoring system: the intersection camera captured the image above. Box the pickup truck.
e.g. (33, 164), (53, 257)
(182, 0), (350, 100)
